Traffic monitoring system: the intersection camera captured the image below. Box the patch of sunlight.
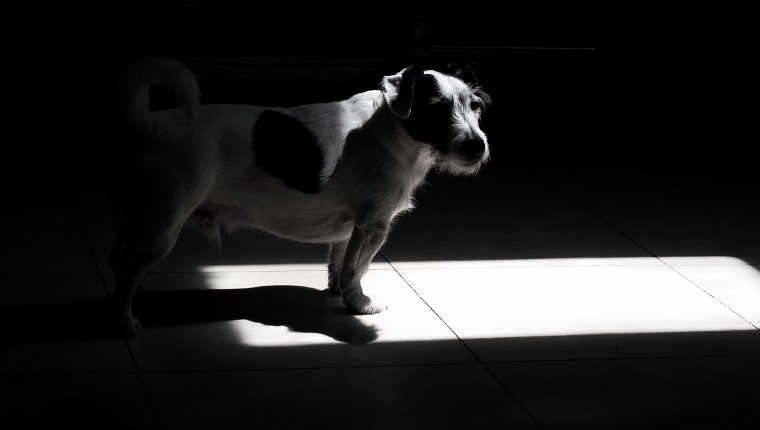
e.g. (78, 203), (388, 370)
(197, 256), (758, 347)
(200, 263), (329, 272)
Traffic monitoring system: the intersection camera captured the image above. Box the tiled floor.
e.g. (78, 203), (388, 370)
(2, 158), (760, 429)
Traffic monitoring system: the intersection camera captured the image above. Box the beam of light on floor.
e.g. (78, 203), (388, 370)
(195, 257), (760, 347)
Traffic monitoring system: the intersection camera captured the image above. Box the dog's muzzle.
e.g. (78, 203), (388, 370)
(461, 138), (487, 162)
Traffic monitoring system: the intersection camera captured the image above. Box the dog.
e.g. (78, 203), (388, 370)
(109, 58), (491, 337)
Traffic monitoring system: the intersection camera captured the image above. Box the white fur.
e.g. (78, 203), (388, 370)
(110, 59), (490, 337)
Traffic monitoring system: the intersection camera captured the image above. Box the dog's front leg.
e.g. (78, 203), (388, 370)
(327, 240), (348, 295)
(340, 221), (390, 314)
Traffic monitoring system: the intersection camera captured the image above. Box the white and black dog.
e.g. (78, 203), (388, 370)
(109, 58), (491, 337)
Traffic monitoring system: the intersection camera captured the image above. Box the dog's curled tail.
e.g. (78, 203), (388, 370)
(115, 58), (201, 141)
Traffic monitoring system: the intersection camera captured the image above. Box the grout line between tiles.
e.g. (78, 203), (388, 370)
(143, 268), (395, 274)
(126, 361), (486, 375)
(376, 255), (470, 347)
(0, 370), (142, 376)
(0, 272), (110, 276)
(64, 184), (111, 299)
(378, 251), (546, 430)
(482, 352), (760, 365)
(6, 352), (759, 377)
(63, 169), (166, 430)
(527, 165), (664, 261)
(124, 340), (166, 430)
(530, 165), (760, 330)
(666, 266), (760, 330)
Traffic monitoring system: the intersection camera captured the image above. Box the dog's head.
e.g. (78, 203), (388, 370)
(381, 63), (492, 175)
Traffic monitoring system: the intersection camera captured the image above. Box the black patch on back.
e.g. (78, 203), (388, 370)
(252, 110), (323, 194)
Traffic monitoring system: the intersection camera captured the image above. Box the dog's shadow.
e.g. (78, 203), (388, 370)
(1, 286), (379, 346)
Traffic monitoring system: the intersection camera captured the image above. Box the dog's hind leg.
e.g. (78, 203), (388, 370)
(111, 220), (186, 337)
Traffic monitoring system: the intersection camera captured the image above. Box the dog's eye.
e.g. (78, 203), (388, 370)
(470, 100), (483, 112)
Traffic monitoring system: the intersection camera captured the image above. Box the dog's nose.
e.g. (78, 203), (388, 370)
(461, 139), (486, 160)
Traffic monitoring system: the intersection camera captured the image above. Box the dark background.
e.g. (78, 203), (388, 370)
(8, 4), (600, 175)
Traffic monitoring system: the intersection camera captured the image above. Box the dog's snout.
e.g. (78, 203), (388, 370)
(461, 139), (486, 159)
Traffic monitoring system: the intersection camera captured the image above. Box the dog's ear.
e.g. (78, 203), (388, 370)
(380, 66), (420, 119)
(477, 89), (493, 110)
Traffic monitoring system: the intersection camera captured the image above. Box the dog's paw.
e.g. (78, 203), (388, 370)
(121, 316), (142, 338)
(343, 289), (387, 315)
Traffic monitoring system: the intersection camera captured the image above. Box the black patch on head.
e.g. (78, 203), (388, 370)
(252, 110), (323, 194)
(441, 62), (492, 109)
(403, 73), (453, 152)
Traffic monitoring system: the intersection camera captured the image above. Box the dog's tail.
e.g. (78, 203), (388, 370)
(114, 58), (201, 142)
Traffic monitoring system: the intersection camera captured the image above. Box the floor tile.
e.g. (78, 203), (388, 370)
(144, 364), (540, 430)
(8, 156), (760, 430)
(0, 203), (96, 273)
(398, 265), (760, 361)
(383, 198), (652, 266)
(672, 264), (760, 328)
(127, 270), (473, 371)
(0, 275), (135, 372)
(581, 199), (760, 265)
(0, 373), (160, 430)
(488, 355), (760, 430)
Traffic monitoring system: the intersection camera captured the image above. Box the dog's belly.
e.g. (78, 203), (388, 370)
(255, 211), (355, 243)
(200, 202), (355, 244)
